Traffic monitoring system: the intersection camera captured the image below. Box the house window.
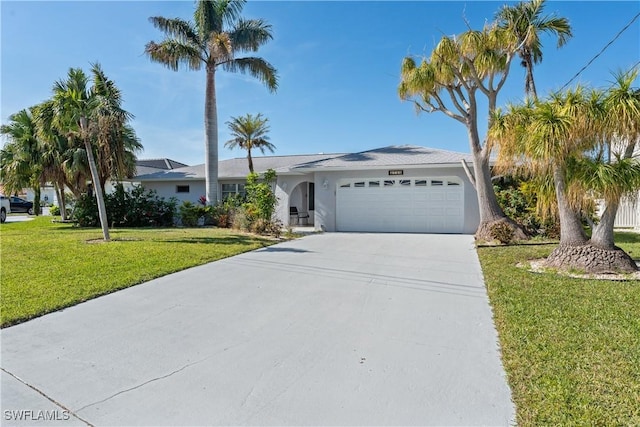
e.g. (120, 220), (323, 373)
(340, 183), (351, 188)
(176, 185), (190, 193)
(369, 180), (380, 187)
(415, 180), (427, 186)
(431, 180), (443, 186)
(399, 179), (411, 186)
(447, 181), (460, 186)
(384, 180), (395, 187)
(354, 181), (365, 188)
(221, 183), (246, 200)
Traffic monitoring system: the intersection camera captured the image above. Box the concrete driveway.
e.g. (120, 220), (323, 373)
(1, 233), (514, 426)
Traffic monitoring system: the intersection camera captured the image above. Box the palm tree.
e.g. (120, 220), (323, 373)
(224, 113), (274, 173)
(399, 24), (528, 241)
(490, 83), (638, 273)
(0, 108), (43, 215)
(496, 0), (572, 99)
(583, 68), (640, 249)
(50, 64), (134, 241)
(145, 0), (278, 204)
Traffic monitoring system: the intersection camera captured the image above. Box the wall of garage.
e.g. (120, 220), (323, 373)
(312, 166), (480, 234)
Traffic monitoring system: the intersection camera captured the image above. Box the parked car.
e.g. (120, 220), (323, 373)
(9, 196), (34, 215)
(0, 195), (10, 223)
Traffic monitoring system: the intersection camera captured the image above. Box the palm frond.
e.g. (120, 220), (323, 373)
(195, 0), (245, 36)
(221, 57), (278, 92)
(230, 18), (274, 53)
(145, 40), (204, 71)
(148, 16), (201, 46)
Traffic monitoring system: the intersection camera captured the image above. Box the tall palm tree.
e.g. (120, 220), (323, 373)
(496, 0), (572, 99)
(145, 0), (278, 204)
(0, 108), (43, 215)
(399, 24), (528, 241)
(50, 64), (133, 241)
(224, 113), (275, 173)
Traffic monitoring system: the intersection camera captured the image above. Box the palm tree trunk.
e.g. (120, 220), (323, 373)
(204, 65), (219, 205)
(33, 185), (41, 215)
(553, 165), (587, 245)
(55, 183), (66, 221)
(467, 123), (526, 240)
(590, 201), (618, 249)
(247, 149), (254, 173)
(81, 118), (110, 241)
(524, 55), (538, 99)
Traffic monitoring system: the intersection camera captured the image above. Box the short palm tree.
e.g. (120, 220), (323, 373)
(0, 108), (43, 215)
(490, 82), (639, 272)
(225, 113), (274, 173)
(145, 0), (278, 204)
(496, 0), (572, 99)
(584, 68), (640, 249)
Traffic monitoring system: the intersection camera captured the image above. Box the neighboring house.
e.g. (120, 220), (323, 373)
(132, 145), (481, 234)
(23, 158), (187, 205)
(613, 142), (640, 229)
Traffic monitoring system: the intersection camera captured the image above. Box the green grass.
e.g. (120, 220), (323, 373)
(1, 217), (275, 327)
(479, 233), (640, 426)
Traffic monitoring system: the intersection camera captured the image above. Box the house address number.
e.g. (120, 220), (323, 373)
(388, 170), (404, 176)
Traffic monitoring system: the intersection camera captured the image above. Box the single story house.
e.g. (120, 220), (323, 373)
(132, 145), (481, 234)
(23, 158), (189, 206)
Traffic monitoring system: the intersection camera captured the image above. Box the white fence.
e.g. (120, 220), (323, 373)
(615, 196), (640, 228)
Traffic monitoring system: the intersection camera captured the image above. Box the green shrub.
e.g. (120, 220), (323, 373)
(72, 184), (177, 227)
(494, 181), (560, 238)
(49, 205), (60, 216)
(241, 169), (280, 236)
(245, 169), (277, 221)
(178, 201), (206, 227)
(210, 194), (244, 228)
(231, 206), (251, 232)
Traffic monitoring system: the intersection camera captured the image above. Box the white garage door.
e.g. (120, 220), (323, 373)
(336, 177), (464, 233)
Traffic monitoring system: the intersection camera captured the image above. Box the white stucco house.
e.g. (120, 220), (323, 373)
(132, 145), (481, 234)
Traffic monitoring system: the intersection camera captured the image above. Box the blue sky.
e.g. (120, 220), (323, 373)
(2, 1), (639, 166)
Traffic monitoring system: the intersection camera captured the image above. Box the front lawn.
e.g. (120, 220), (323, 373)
(479, 232), (640, 426)
(0, 217), (274, 327)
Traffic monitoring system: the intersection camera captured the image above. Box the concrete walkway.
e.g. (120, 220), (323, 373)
(1, 233), (514, 426)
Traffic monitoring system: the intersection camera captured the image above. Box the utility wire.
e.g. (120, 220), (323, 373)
(560, 12), (640, 91)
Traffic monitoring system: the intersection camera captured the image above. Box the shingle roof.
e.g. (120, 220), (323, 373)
(134, 158), (190, 177)
(132, 153), (344, 181)
(292, 145), (474, 170)
(132, 146), (475, 181)
(137, 158), (188, 170)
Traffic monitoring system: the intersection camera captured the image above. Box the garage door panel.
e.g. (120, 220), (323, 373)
(336, 177), (464, 233)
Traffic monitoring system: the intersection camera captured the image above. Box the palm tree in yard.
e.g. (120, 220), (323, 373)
(145, 0), (278, 204)
(496, 0), (572, 99)
(399, 25), (528, 241)
(51, 64), (133, 241)
(0, 108), (43, 215)
(225, 113), (275, 173)
(579, 68), (640, 251)
(490, 80), (639, 273)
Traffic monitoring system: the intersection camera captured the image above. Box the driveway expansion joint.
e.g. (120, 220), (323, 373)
(1, 367), (94, 426)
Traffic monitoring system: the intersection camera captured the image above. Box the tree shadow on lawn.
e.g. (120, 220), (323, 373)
(159, 236), (271, 246)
